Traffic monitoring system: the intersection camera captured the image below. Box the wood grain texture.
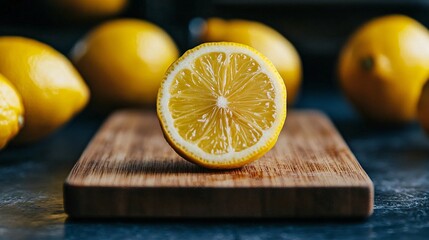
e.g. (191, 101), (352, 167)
(64, 110), (373, 218)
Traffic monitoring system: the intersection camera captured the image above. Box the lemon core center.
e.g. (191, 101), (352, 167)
(216, 96), (228, 108)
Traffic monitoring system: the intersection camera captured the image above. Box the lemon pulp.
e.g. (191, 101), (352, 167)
(170, 52), (277, 155)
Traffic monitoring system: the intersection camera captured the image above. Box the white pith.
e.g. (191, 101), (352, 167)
(216, 96), (228, 108)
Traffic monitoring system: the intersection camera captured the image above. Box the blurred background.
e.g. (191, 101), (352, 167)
(2, 0), (429, 94)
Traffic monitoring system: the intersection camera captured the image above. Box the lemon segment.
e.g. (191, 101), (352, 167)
(158, 42), (287, 169)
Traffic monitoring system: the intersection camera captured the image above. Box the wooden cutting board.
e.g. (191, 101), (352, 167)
(64, 110), (373, 218)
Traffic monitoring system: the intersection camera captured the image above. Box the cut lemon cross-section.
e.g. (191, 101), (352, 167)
(157, 42), (287, 169)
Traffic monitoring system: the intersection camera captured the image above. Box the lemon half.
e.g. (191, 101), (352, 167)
(157, 42), (287, 169)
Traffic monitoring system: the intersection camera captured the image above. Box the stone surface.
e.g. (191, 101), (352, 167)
(1, 90), (429, 240)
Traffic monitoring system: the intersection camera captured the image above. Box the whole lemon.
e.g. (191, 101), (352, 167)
(200, 18), (302, 105)
(0, 37), (89, 144)
(418, 80), (429, 134)
(0, 74), (24, 149)
(338, 15), (429, 123)
(72, 19), (179, 108)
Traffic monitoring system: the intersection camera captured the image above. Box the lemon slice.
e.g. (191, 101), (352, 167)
(157, 42), (287, 169)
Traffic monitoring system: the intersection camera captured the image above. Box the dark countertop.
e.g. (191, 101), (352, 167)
(1, 89), (429, 240)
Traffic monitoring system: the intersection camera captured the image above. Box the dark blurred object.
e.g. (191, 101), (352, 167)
(0, 0), (48, 25)
(0, 0), (131, 25)
(46, 0), (129, 22)
(0, 0), (140, 55)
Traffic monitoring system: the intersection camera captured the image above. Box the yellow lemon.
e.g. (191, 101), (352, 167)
(0, 74), (24, 149)
(338, 15), (429, 123)
(72, 19), (179, 108)
(157, 42), (287, 169)
(0, 37), (89, 144)
(418, 80), (429, 134)
(49, 0), (128, 19)
(201, 18), (301, 105)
